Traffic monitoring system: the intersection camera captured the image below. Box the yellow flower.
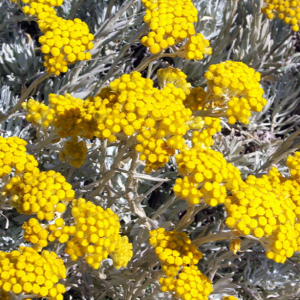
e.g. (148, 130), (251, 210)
(141, 0), (198, 54)
(174, 146), (242, 205)
(0, 137), (39, 178)
(204, 61), (267, 125)
(14, 0), (94, 75)
(4, 169), (75, 221)
(178, 33), (212, 60)
(0, 247), (66, 300)
(64, 198), (132, 269)
(225, 164), (300, 264)
(159, 265), (213, 300)
(22, 99), (55, 128)
(262, 0), (300, 31)
(59, 137), (88, 168)
(149, 228), (202, 277)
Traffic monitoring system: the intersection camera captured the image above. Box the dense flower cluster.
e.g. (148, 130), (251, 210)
(157, 67), (191, 94)
(93, 71), (192, 172)
(141, 0), (198, 54)
(65, 198), (132, 269)
(286, 151), (300, 180)
(190, 118), (222, 149)
(39, 18), (93, 75)
(178, 33), (212, 60)
(173, 147), (241, 205)
(23, 69), (193, 172)
(47, 217), (76, 244)
(48, 93), (85, 138)
(225, 160), (300, 263)
(10, 0), (61, 19)
(109, 236), (134, 269)
(21, 99), (55, 128)
(149, 228), (202, 277)
(59, 136), (88, 167)
(3, 169), (75, 221)
(0, 246), (66, 300)
(184, 87), (207, 111)
(0, 136), (38, 178)
(23, 218), (49, 251)
(21, 198), (133, 269)
(159, 265), (213, 300)
(150, 228), (213, 300)
(204, 61), (267, 124)
(183, 87), (222, 148)
(11, 0), (94, 75)
(262, 0), (300, 32)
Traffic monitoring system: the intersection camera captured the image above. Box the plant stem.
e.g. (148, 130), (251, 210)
(134, 53), (177, 72)
(193, 231), (234, 247)
(68, 0), (85, 19)
(90, 136), (136, 196)
(175, 203), (208, 232)
(151, 195), (176, 220)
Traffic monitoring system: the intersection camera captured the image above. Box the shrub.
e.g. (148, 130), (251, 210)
(1, 0), (300, 299)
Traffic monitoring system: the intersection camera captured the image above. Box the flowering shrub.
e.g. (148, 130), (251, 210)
(1, 0), (300, 299)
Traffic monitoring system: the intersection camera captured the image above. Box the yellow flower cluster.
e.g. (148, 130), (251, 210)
(23, 218), (49, 251)
(205, 61), (267, 124)
(23, 68), (195, 173)
(149, 228), (213, 300)
(22, 199), (133, 269)
(225, 167), (300, 263)
(39, 17), (94, 75)
(190, 118), (222, 149)
(286, 151), (300, 180)
(149, 228), (202, 277)
(22, 93), (95, 139)
(262, 0), (300, 31)
(21, 99), (55, 128)
(159, 265), (213, 300)
(10, 0), (61, 16)
(0, 136), (39, 178)
(85, 70), (192, 170)
(157, 67), (191, 94)
(58, 70), (192, 172)
(65, 198), (132, 269)
(11, 0), (94, 75)
(109, 236), (134, 269)
(59, 136), (88, 167)
(184, 87), (207, 111)
(23, 69), (193, 172)
(136, 133), (176, 173)
(179, 33), (212, 60)
(47, 217), (76, 244)
(0, 246), (66, 300)
(48, 93), (85, 138)
(173, 146), (241, 205)
(183, 87), (222, 148)
(141, 0), (198, 54)
(3, 169), (75, 221)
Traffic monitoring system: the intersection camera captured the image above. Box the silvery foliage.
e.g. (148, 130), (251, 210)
(0, 0), (300, 299)
(0, 1), (43, 93)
